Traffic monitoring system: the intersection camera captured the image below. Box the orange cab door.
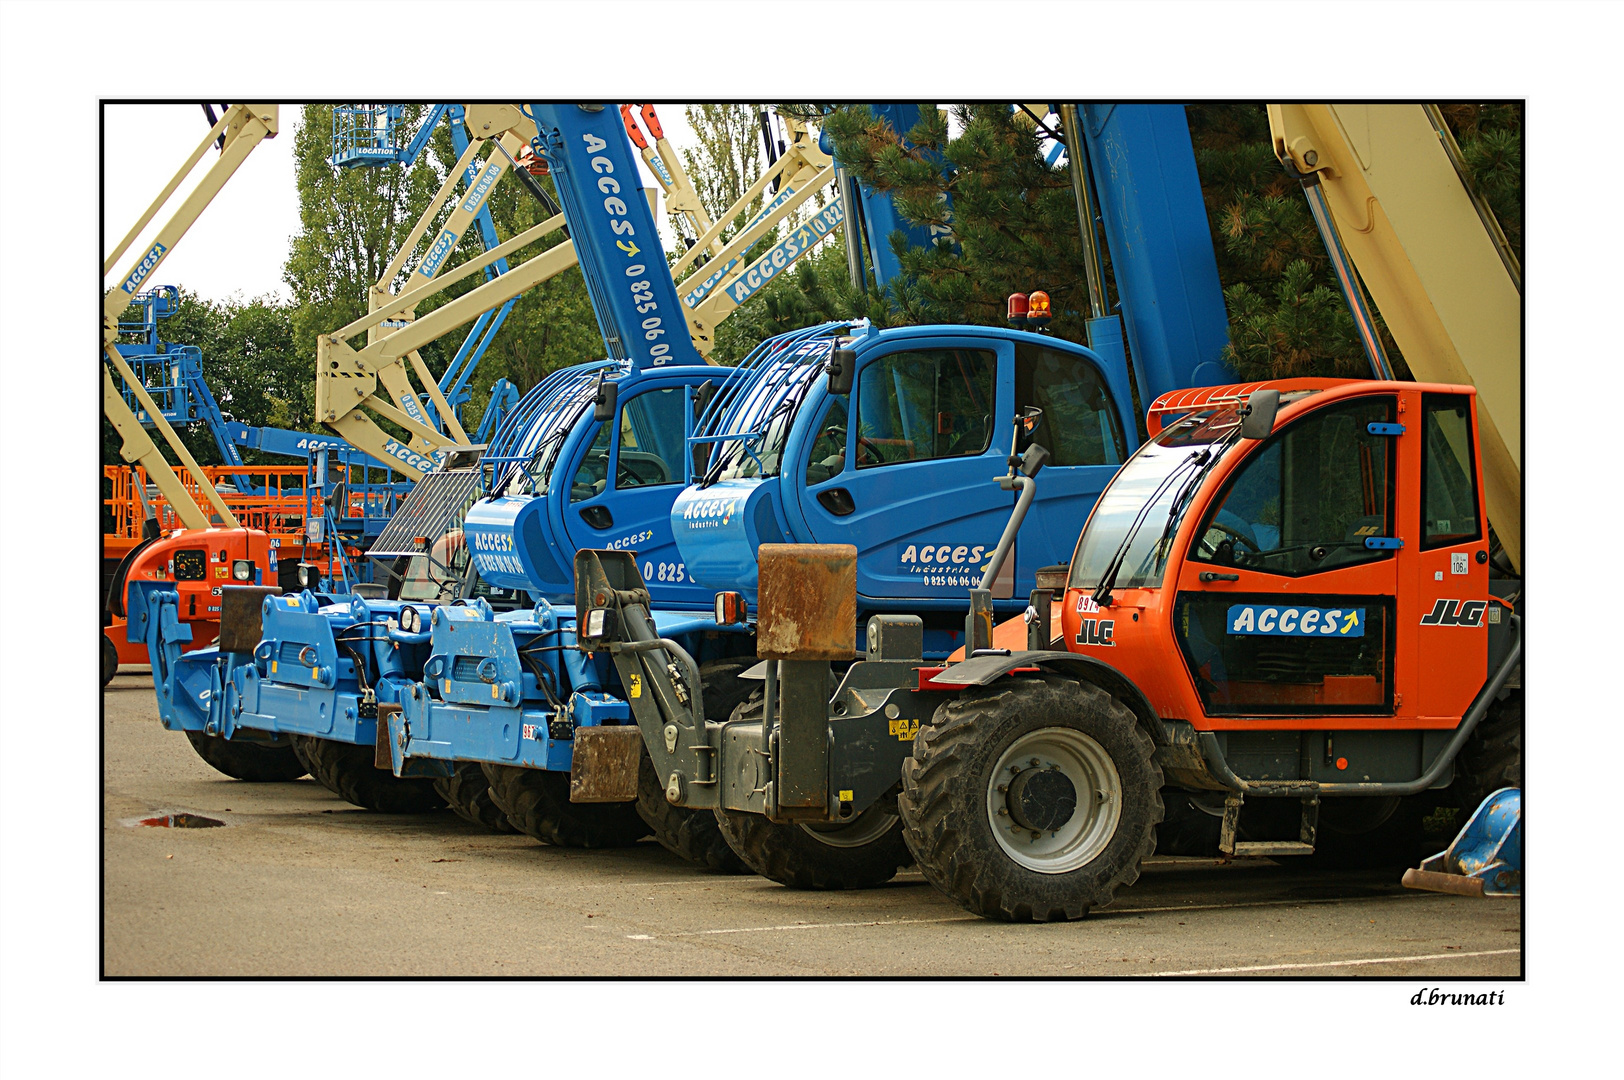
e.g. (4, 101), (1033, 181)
(1404, 391), (1491, 720)
(1171, 392), (1404, 724)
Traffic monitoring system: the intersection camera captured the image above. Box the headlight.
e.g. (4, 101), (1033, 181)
(399, 606), (420, 634)
(232, 559), (254, 582)
(297, 563), (315, 588)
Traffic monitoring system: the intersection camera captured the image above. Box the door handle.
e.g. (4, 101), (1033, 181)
(816, 487), (855, 516)
(1199, 571), (1239, 583)
(579, 505), (614, 530)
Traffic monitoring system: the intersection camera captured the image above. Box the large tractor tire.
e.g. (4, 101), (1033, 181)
(1454, 691), (1523, 811)
(714, 799), (911, 890)
(291, 734), (446, 813)
(482, 763), (650, 848)
(900, 674), (1162, 922)
(434, 762), (517, 833)
(635, 659), (756, 873)
(102, 634), (120, 687)
(185, 730), (309, 783)
(710, 681), (910, 888)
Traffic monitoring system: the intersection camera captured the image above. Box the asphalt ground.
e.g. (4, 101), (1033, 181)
(102, 674), (1522, 978)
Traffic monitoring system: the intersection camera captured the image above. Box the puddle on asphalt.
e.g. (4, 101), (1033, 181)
(131, 812), (226, 829)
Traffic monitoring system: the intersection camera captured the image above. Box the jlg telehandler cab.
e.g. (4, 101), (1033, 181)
(574, 378), (1521, 920)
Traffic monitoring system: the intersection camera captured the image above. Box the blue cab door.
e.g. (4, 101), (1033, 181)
(791, 334), (1137, 607)
(796, 335), (1018, 604)
(561, 379), (714, 607)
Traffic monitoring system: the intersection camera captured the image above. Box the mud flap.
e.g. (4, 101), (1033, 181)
(570, 726), (642, 803)
(376, 704), (399, 769)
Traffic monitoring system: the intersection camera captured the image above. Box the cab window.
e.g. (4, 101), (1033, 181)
(804, 396), (848, 486)
(1014, 343), (1125, 466)
(855, 348), (996, 468)
(1191, 397), (1396, 577)
(1421, 393), (1481, 549)
(571, 388), (685, 501)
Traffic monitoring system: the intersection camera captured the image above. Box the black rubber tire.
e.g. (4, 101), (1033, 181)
(102, 633), (120, 687)
(434, 762), (517, 832)
(291, 734), (446, 813)
(185, 730), (309, 782)
(482, 763), (650, 848)
(1454, 691), (1523, 811)
(714, 800), (911, 890)
(900, 674), (1163, 922)
(635, 658), (756, 872)
(708, 678), (910, 889)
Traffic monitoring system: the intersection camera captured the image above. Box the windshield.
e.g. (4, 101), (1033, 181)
(708, 361), (819, 482)
(397, 529), (468, 602)
(1067, 409), (1242, 592)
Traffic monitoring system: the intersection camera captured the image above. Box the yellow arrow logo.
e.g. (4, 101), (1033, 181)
(617, 240), (640, 258)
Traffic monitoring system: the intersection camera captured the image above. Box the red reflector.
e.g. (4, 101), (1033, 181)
(917, 666), (947, 690)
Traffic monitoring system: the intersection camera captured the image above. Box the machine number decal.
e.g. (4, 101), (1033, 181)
(889, 718), (920, 740)
(1228, 605), (1363, 637)
(643, 561), (692, 584)
(1420, 599), (1486, 627)
(522, 723), (544, 741)
(1451, 552), (1470, 575)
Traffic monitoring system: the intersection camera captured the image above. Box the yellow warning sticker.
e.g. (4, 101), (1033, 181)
(628, 673), (642, 699)
(443, 679), (451, 695)
(215, 567), (227, 578)
(270, 661), (277, 674)
(888, 718), (920, 740)
(491, 683), (500, 699)
(839, 790), (854, 802)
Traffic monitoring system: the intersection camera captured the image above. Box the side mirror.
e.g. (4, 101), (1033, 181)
(1240, 389), (1280, 440)
(592, 374), (618, 423)
(826, 347), (856, 396)
(692, 379), (716, 419)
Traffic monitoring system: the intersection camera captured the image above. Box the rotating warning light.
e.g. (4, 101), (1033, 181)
(1027, 290), (1052, 328)
(1006, 292), (1029, 326)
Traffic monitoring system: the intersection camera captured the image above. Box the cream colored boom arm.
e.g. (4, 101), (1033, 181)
(1268, 104), (1522, 571)
(104, 104), (280, 530)
(317, 215), (576, 481)
(318, 107), (584, 478)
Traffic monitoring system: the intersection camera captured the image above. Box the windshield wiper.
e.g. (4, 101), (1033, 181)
(1092, 449), (1205, 607)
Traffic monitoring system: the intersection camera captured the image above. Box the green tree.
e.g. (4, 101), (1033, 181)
(679, 104), (766, 241)
(282, 104), (443, 361)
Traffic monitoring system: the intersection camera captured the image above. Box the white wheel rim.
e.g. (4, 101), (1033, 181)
(987, 727), (1122, 874)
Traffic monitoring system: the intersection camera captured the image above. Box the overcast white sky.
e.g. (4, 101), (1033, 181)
(103, 103), (706, 304)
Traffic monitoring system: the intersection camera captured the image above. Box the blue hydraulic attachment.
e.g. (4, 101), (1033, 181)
(1403, 788), (1522, 898)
